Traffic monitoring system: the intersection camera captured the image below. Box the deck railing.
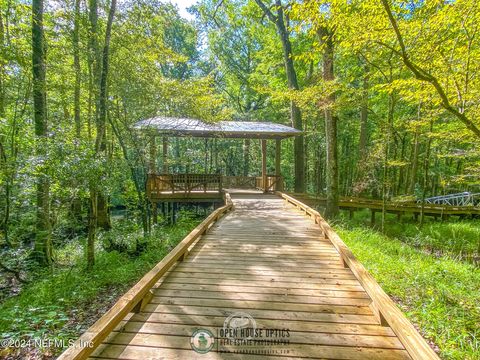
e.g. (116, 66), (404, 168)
(147, 174), (283, 199)
(222, 176), (257, 189)
(255, 175), (283, 192)
(147, 173), (222, 199)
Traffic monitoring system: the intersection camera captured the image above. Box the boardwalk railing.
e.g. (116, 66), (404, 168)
(423, 192), (480, 206)
(223, 175), (257, 189)
(147, 173), (222, 199)
(147, 174), (284, 199)
(255, 175), (283, 192)
(290, 193), (480, 217)
(58, 193), (233, 360)
(277, 192), (439, 360)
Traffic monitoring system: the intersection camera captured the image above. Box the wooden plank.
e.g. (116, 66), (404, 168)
(188, 252), (341, 261)
(201, 237), (330, 245)
(170, 265), (357, 278)
(189, 245), (339, 255)
(183, 257), (344, 267)
(57, 195), (234, 360)
(95, 345), (408, 360)
(136, 303), (380, 324)
(206, 231), (323, 237)
(151, 289), (372, 306)
(277, 192), (439, 360)
(175, 261), (348, 272)
(99, 334), (411, 360)
(148, 296), (372, 315)
(110, 322), (405, 349)
(128, 313), (396, 336)
(192, 243), (338, 252)
(157, 282), (369, 299)
(161, 274), (365, 292)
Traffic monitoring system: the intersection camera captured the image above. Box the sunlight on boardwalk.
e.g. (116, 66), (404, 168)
(88, 193), (411, 360)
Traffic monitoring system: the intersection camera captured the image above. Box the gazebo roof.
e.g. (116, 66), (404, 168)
(133, 116), (302, 139)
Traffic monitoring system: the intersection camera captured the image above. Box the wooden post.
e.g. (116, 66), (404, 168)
(162, 137), (168, 173)
(275, 139), (282, 191)
(261, 139), (267, 192)
(370, 209), (376, 226)
(149, 136), (157, 173)
(149, 136), (157, 224)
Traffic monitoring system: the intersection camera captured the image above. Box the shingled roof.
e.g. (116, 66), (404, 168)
(133, 117), (302, 139)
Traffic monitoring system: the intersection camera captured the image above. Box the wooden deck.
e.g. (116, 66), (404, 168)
(61, 192), (438, 360)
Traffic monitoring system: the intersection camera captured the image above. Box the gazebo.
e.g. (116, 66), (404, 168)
(134, 117), (302, 203)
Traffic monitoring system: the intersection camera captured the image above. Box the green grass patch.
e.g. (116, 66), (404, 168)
(341, 209), (480, 262)
(334, 218), (480, 360)
(0, 213), (201, 357)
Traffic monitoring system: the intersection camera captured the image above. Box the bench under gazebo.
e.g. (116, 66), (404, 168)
(133, 117), (301, 203)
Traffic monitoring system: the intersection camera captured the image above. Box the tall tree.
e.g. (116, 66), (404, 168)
(87, 0), (110, 231)
(318, 26), (339, 217)
(87, 0), (117, 270)
(32, 0), (52, 265)
(254, 0), (305, 192)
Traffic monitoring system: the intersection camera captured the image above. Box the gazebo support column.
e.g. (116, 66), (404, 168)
(261, 139), (267, 193)
(149, 136), (157, 225)
(161, 137), (168, 220)
(162, 137), (168, 172)
(275, 139), (282, 191)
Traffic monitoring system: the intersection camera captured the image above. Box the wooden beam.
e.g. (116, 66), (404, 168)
(162, 136), (168, 173)
(276, 192), (440, 360)
(275, 139), (282, 191)
(261, 139), (267, 193)
(149, 135), (156, 173)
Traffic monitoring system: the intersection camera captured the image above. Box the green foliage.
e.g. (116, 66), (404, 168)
(0, 214), (200, 355)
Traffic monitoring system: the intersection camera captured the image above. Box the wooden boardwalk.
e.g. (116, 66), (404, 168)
(61, 192), (438, 360)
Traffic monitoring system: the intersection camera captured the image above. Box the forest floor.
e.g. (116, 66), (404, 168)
(334, 210), (480, 360)
(0, 213), (202, 360)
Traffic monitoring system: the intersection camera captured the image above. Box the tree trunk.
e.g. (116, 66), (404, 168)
(0, 13), (10, 247)
(358, 66), (368, 166)
(408, 105), (421, 194)
(254, 0), (304, 192)
(73, 0), (81, 139)
(71, 0), (82, 220)
(318, 27), (339, 218)
(420, 120), (434, 228)
(86, 0), (116, 269)
(32, 0), (52, 265)
(381, 94), (395, 232)
(95, 0), (116, 231)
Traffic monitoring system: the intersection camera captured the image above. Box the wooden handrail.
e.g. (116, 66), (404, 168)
(276, 192), (439, 360)
(58, 192), (233, 360)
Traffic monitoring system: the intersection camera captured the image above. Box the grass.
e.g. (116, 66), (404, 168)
(344, 209), (480, 262)
(0, 212), (202, 359)
(333, 211), (480, 360)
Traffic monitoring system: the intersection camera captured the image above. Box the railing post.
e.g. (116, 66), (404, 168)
(261, 139), (267, 192)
